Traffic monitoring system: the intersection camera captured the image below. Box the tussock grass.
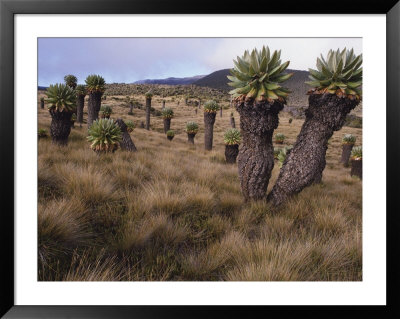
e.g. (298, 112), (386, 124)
(38, 92), (362, 281)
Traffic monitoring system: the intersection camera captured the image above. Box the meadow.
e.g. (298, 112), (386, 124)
(38, 90), (362, 281)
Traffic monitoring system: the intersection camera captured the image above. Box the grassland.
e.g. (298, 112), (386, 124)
(37, 91), (362, 281)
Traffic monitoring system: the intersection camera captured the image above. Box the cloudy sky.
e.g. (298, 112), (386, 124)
(38, 38), (362, 86)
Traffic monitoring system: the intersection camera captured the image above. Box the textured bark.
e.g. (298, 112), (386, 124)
(268, 94), (359, 206)
(87, 92), (102, 127)
(340, 144), (354, 166)
(235, 99), (283, 201)
(145, 97), (151, 130)
(162, 100), (165, 109)
(115, 119), (137, 152)
(230, 116), (236, 128)
(163, 118), (171, 133)
(225, 144), (239, 164)
(204, 112), (216, 151)
(129, 103), (133, 114)
(76, 95), (85, 124)
(40, 100), (44, 109)
(195, 109), (198, 115)
(49, 110), (73, 146)
(350, 159), (362, 179)
(140, 121), (145, 128)
(187, 133), (196, 144)
(220, 107), (223, 117)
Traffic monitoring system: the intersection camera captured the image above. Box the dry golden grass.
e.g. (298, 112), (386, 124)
(37, 91), (362, 281)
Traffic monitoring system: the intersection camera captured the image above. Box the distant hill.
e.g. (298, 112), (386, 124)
(38, 86), (48, 91)
(194, 68), (310, 106)
(134, 75), (205, 85)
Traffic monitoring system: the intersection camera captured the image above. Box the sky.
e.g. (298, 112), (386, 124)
(38, 38), (362, 86)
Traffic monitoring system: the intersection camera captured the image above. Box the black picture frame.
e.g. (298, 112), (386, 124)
(1, 0), (399, 318)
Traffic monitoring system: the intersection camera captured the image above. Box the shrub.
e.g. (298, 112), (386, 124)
(161, 108), (174, 119)
(289, 118), (293, 124)
(87, 119), (121, 153)
(351, 146), (362, 160)
(100, 105), (112, 118)
(275, 133), (285, 143)
(277, 146), (293, 168)
(38, 128), (48, 138)
(166, 130), (175, 137)
(223, 128), (241, 145)
(126, 120), (135, 133)
(204, 100), (219, 113)
(342, 134), (356, 145)
(186, 122), (199, 134)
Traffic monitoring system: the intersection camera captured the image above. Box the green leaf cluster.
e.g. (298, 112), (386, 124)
(126, 120), (135, 133)
(64, 75), (77, 89)
(275, 133), (286, 142)
(186, 121), (199, 134)
(342, 134), (356, 145)
(38, 128), (48, 138)
(227, 46), (293, 102)
(87, 118), (121, 153)
(100, 105), (113, 117)
(351, 146), (362, 160)
(75, 84), (87, 96)
(46, 84), (77, 113)
(203, 100), (219, 113)
(277, 146), (293, 168)
(305, 48), (362, 98)
(161, 107), (174, 119)
(85, 75), (106, 94)
(145, 90), (153, 99)
(166, 130), (175, 137)
(224, 128), (241, 145)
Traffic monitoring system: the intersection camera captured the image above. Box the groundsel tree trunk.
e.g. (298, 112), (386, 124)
(145, 97), (151, 130)
(235, 99), (283, 201)
(204, 112), (216, 150)
(76, 94), (85, 124)
(87, 92), (102, 127)
(115, 118), (137, 152)
(268, 94), (359, 206)
(49, 110), (73, 146)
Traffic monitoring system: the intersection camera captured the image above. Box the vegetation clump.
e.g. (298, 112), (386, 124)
(85, 75), (106, 94)
(342, 134), (356, 145)
(64, 74), (77, 89)
(87, 118), (121, 153)
(203, 100), (220, 113)
(166, 130), (175, 141)
(223, 128), (241, 145)
(161, 108), (174, 119)
(186, 122), (199, 134)
(305, 48), (362, 100)
(38, 128), (48, 138)
(277, 146), (293, 168)
(228, 45), (293, 103)
(351, 146), (362, 160)
(125, 120), (135, 133)
(275, 133), (285, 144)
(100, 105), (113, 119)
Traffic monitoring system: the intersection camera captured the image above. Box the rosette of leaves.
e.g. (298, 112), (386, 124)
(46, 84), (77, 112)
(277, 146), (293, 168)
(166, 130), (175, 137)
(38, 128), (48, 138)
(351, 146), (362, 160)
(64, 74), (77, 89)
(85, 74), (106, 93)
(203, 100), (219, 113)
(145, 90), (153, 99)
(223, 128), (241, 145)
(87, 119), (121, 153)
(342, 134), (356, 145)
(185, 121), (199, 134)
(305, 48), (362, 99)
(126, 120), (135, 133)
(161, 108), (174, 119)
(100, 105), (112, 118)
(75, 84), (87, 97)
(227, 45), (293, 102)
(275, 133), (285, 143)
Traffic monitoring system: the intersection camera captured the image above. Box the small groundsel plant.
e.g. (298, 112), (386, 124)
(273, 147), (280, 159)
(100, 105), (112, 118)
(126, 120), (135, 133)
(224, 128), (241, 145)
(227, 45), (293, 102)
(275, 133), (286, 143)
(204, 100), (219, 113)
(351, 146), (362, 160)
(342, 134), (356, 145)
(166, 130), (175, 137)
(161, 108), (174, 119)
(87, 118), (121, 153)
(186, 122), (199, 134)
(305, 48), (362, 100)
(277, 146), (293, 168)
(38, 128), (48, 138)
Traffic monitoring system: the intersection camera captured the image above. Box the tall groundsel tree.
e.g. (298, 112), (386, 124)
(75, 84), (86, 125)
(228, 46), (293, 201)
(85, 75), (106, 127)
(203, 100), (219, 151)
(45, 84), (77, 145)
(64, 74), (77, 89)
(145, 90), (153, 130)
(268, 48), (362, 205)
